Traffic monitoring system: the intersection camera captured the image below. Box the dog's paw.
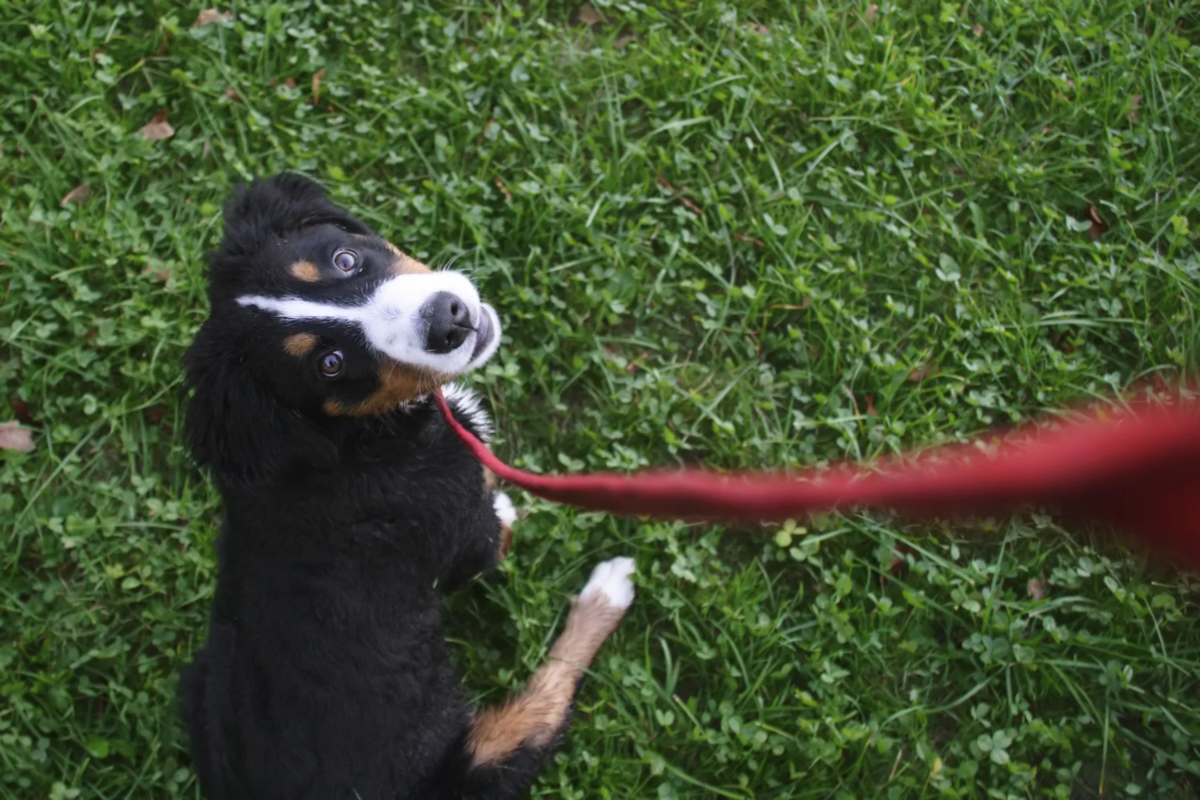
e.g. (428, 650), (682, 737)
(493, 491), (517, 527)
(580, 557), (636, 609)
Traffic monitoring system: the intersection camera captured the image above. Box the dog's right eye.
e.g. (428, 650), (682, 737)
(319, 350), (344, 378)
(333, 249), (359, 274)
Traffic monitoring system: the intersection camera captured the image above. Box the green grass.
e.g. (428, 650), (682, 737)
(2, 0), (1199, 797)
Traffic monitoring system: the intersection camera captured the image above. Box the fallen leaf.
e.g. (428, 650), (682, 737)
(656, 174), (703, 215)
(194, 8), (232, 26)
(863, 4), (879, 24)
(1086, 204), (1107, 241)
(1127, 94), (1142, 124)
(614, 34), (636, 49)
(577, 3), (603, 26)
(137, 110), (174, 141)
(909, 360), (940, 383)
(1027, 578), (1046, 601)
(9, 400), (40, 428)
(311, 68), (327, 104)
(61, 183), (90, 207)
(0, 421), (34, 453)
(625, 351), (650, 374)
(493, 177), (513, 203)
(141, 262), (173, 283)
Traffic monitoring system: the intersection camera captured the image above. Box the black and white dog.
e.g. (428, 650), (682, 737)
(181, 173), (635, 799)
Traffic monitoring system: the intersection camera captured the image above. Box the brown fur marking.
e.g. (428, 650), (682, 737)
(324, 360), (442, 417)
(290, 259), (321, 282)
(282, 333), (319, 357)
(498, 523), (513, 560)
(386, 241), (432, 275)
(467, 590), (628, 766)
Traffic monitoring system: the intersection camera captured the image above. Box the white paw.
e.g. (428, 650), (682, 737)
(493, 491), (517, 527)
(580, 557), (636, 609)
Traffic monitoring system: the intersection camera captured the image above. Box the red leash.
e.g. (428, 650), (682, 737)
(435, 390), (1200, 570)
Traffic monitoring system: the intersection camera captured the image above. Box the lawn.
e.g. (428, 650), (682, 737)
(2, 0), (1199, 797)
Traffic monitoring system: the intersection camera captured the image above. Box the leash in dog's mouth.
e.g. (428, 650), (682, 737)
(434, 388), (1200, 570)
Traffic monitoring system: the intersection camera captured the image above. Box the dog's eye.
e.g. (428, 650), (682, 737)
(319, 350), (344, 378)
(333, 249), (358, 273)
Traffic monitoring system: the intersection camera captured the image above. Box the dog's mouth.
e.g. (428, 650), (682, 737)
(468, 304), (498, 365)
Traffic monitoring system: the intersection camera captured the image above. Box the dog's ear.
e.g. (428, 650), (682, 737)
(222, 174), (370, 246)
(184, 318), (338, 485)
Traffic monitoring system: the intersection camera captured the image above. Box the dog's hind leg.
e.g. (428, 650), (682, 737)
(428, 557), (635, 799)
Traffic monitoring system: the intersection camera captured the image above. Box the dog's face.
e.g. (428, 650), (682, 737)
(233, 223), (500, 417)
(186, 174), (502, 479)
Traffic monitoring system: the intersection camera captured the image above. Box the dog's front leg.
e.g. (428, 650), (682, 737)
(468, 557), (634, 764)
(485, 467), (517, 559)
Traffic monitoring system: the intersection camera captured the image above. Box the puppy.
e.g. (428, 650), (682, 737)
(180, 173), (635, 799)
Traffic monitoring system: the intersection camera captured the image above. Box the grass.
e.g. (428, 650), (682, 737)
(2, 0), (1199, 797)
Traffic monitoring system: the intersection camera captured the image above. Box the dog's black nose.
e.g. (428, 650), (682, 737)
(421, 291), (473, 353)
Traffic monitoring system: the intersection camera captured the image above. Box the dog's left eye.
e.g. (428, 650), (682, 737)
(319, 350), (345, 378)
(333, 249), (358, 273)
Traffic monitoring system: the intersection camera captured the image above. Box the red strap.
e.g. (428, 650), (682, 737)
(435, 390), (1200, 569)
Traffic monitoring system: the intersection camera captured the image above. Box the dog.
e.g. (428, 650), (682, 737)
(180, 173), (635, 799)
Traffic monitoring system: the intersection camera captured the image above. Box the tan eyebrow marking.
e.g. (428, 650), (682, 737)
(283, 333), (319, 357)
(290, 260), (321, 282)
(386, 242), (432, 275)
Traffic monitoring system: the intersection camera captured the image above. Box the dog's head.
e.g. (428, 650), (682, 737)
(186, 173), (501, 482)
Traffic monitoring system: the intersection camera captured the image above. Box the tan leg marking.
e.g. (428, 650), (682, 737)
(282, 333), (319, 357)
(468, 569), (632, 767)
(498, 524), (513, 560)
(290, 260), (321, 282)
(385, 241), (433, 275)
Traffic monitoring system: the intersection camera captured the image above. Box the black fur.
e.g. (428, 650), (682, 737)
(180, 175), (568, 799)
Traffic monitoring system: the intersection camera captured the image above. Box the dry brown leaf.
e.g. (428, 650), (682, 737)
(0, 422), (34, 453)
(9, 400), (39, 428)
(614, 34), (636, 49)
(908, 360), (940, 383)
(312, 68), (327, 104)
(141, 262), (173, 283)
(1086, 204), (1107, 241)
(493, 177), (513, 203)
(864, 4), (879, 24)
(1027, 578), (1046, 601)
(194, 8), (232, 27)
(1127, 94), (1142, 124)
(577, 3), (603, 26)
(656, 174), (703, 216)
(138, 110), (175, 141)
(61, 183), (90, 207)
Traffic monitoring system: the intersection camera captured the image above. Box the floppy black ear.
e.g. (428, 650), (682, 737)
(184, 319), (338, 485)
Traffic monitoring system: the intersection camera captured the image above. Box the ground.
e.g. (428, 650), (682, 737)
(1, 1), (1199, 798)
